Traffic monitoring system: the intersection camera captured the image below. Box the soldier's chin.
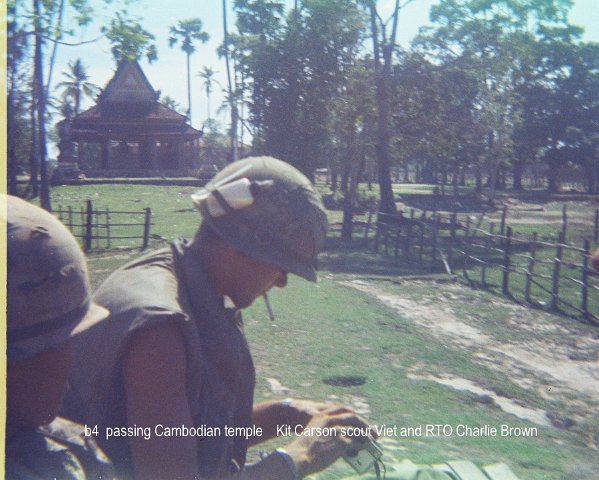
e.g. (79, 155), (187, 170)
(225, 293), (254, 310)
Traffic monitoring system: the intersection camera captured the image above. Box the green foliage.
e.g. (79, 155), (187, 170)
(102, 10), (158, 64)
(56, 58), (98, 115)
(197, 66), (219, 121)
(160, 95), (183, 114)
(200, 120), (230, 166)
(7, 1), (32, 194)
(168, 18), (210, 55)
(409, 0), (598, 195)
(168, 17), (209, 122)
(233, 0), (365, 176)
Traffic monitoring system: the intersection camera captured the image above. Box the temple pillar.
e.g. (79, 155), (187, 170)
(147, 139), (158, 169)
(101, 139), (111, 169)
(172, 139), (182, 170)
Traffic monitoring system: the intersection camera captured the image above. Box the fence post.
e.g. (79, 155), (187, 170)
(142, 207), (152, 250)
(561, 204), (567, 241)
(85, 200), (93, 252)
(581, 239), (590, 318)
(418, 212), (426, 263)
(431, 213), (439, 269)
(595, 209), (599, 243)
(68, 206), (73, 231)
(525, 232), (538, 304)
(550, 231), (565, 311)
(106, 210), (112, 249)
(404, 213), (414, 257)
(373, 212), (381, 252)
(482, 223), (494, 285)
(80, 207), (85, 239)
(384, 219), (390, 256)
(394, 211), (403, 258)
(502, 226), (512, 295)
(499, 206), (507, 241)
(448, 212), (457, 266)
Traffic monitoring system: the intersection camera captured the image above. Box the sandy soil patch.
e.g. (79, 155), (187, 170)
(340, 279), (599, 426)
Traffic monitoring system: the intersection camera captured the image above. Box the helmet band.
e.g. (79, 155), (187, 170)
(8, 298), (91, 343)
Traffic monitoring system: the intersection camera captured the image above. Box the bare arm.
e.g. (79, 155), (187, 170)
(123, 322), (198, 480)
(250, 399), (359, 445)
(123, 324), (371, 480)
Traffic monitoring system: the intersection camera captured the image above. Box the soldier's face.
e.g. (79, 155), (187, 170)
(7, 341), (75, 433)
(227, 252), (288, 308)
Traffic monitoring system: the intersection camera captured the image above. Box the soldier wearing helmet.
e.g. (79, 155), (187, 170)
(63, 157), (373, 480)
(4, 195), (113, 479)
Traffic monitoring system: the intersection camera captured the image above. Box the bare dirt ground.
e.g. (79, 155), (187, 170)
(340, 278), (599, 448)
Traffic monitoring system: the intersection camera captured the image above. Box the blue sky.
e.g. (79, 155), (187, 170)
(51, 0), (599, 135)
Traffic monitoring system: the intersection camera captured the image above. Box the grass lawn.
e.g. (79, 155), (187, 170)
(244, 275), (599, 479)
(47, 184), (599, 479)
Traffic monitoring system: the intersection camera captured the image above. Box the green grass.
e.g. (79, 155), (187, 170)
(43, 183), (599, 479)
(242, 276), (598, 479)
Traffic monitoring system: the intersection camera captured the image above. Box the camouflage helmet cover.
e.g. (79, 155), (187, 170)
(5, 195), (108, 363)
(192, 156), (328, 281)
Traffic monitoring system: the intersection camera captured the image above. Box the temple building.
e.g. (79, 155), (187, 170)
(58, 60), (203, 176)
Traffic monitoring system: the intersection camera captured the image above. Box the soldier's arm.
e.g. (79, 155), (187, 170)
(123, 322), (198, 480)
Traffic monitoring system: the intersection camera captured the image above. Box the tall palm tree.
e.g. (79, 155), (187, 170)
(57, 59), (98, 115)
(169, 18), (209, 124)
(222, 0), (238, 162)
(197, 66), (218, 121)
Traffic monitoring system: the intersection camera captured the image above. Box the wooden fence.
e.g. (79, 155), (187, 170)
(368, 208), (599, 324)
(55, 200), (152, 252)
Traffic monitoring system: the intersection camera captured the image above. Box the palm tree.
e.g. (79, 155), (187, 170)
(197, 66), (219, 121)
(222, 0), (238, 162)
(161, 95), (183, 114)
(57, 59), (98, 115)
(168, 18), (209, 124)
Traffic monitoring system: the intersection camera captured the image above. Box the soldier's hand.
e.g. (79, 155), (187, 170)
(282, 406), (373, 477)
(283, 399), (333, 429)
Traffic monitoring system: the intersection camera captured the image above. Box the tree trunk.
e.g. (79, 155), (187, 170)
(29, 99), (39, 197)
(342, 140), (365, 242)
(7, 83), (18, 196)
(223, 0), (238, 163)
(331, 161), (338, 192)
(369, 5), (396, 214)
(452, 162), (459, 196)
(44, 0), (65, 100)
(340, 157), (350, 193)
(512, 159), (524, 191)
(186, 53), (192, 123)
(546, 149), (561, 193)
(34, 0), (51, 210)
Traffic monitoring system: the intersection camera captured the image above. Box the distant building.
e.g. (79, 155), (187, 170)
(58, 61), (203, 177)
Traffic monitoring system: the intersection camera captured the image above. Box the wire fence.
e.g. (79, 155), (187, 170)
(55, 200), (152, 252)
(367, 207), (599, 324)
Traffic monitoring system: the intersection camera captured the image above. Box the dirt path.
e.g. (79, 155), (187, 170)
(340, 279), (599, 430)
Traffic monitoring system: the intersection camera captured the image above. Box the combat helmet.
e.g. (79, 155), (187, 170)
(5, 195), (108, 363)
(192, 156), (328, 282)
